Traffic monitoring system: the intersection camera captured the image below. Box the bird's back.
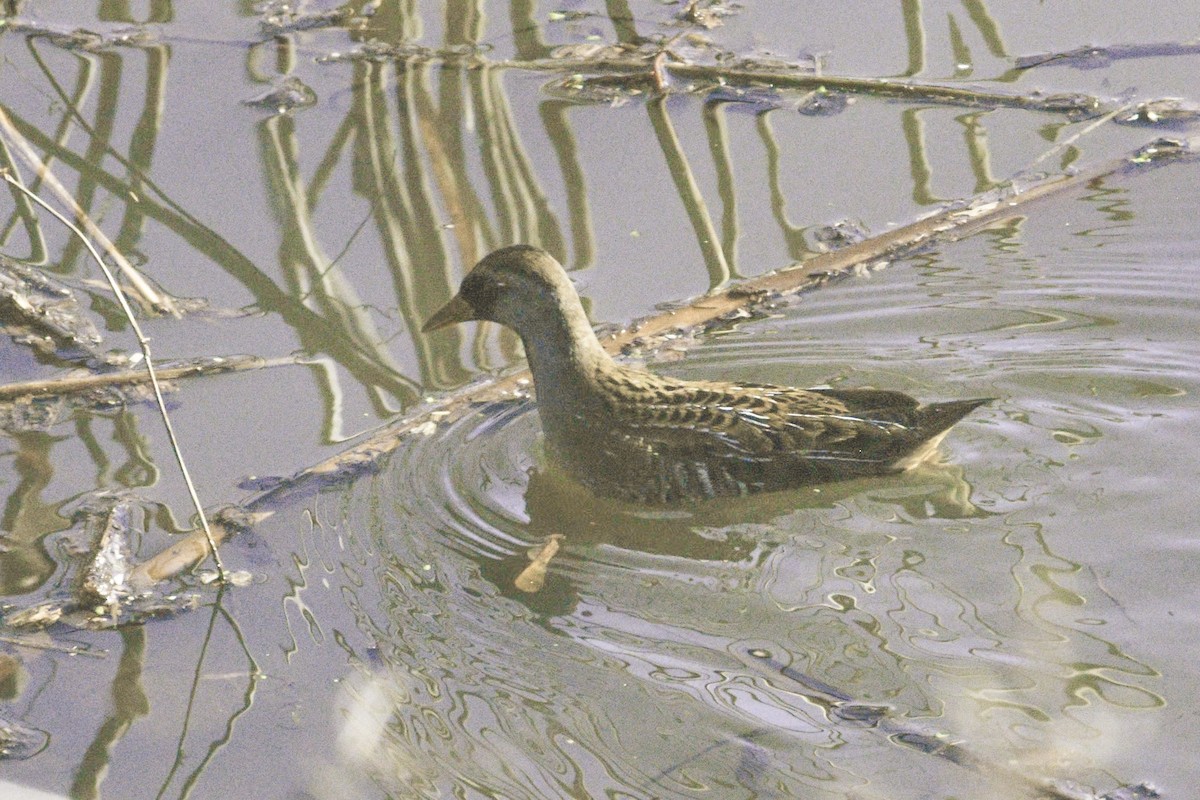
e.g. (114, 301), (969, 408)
(541, 370), (990, 504)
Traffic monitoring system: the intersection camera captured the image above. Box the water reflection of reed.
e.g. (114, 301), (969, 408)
(0, 2), (1186, 798)
(0, 0), (1136, 417)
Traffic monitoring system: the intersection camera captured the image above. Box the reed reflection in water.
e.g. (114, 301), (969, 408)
(0, 0), (1196, 798)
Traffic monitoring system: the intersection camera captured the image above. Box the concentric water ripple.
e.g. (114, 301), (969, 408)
(310, 233), (1197, 799)
(394, 398), (542, 560)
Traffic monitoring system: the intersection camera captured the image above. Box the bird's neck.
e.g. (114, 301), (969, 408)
(517, 291), (612, 420)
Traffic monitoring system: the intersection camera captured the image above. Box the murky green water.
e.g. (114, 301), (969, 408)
(2, 2), (1198, 799)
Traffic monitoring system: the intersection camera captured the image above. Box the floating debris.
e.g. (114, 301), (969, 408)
(812, 219), (869, 251)
(237, 474), (288, 492)
(2, 603), (62, 630)
(259, 2), (355, 36)
(120, 505), (266, 592)
(677, 0), (741, 29)
(409, 420), (438, 437)
(540, 39), (696, 102)
(546, 72), (653, 104)
(700, 304), (766, 336)
(0, 375), (141, 432)
(198, 569), (253, 587)
(706, 85), (785, 113)
(211, 505), (272, 537)
(1015, 41), (1200, 71)
(0, 255), (104, 361)
(0, 493), (241, 630)
(550, 42), (632, 62)
(514, 534), (564, 593)
(244, 76), (318, 114)
(1, 584), (205, 631)
(1129, 137), (1199, 164)
(0, 717), (48, 761)
(106, 27), (153, 48)
(796, 88), (851, 116)
(547, 9), (596, 23)
(1101, 785), (1161, 800)
(317, 39), (488, 64)
(721, 52), (821, 73)
(1, 19), (154, 51)
(45, 29), (106, 51)
(1016, 45), (1117, 71)
(1025, 91), (1105, 118)
(1116, 98), (1200, 129)
(0, 354), (268, 433)
(76, 495), (138, 614)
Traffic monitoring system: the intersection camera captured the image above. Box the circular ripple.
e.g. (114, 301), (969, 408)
(393, 399), (542, 560)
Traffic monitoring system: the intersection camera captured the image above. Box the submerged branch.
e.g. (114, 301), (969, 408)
(220, 135), (1196, 519)
(319, 42), (1200, 126)
(526, 55), (1109, 116)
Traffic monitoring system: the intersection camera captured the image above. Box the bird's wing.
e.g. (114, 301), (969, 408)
(805, 387), (921, 415)
(595, 374), (914, 462)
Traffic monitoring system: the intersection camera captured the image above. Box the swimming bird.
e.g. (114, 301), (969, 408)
(423, 245), (990, 504)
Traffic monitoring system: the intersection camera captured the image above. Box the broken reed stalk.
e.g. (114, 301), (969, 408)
(0, 354), (289, 401)
(505, 56), (1109, 115)
(120, 136), (1198, 588)
(0, 168), (227, 580)
(0, 105), (176, 315)
(245, 135), (1197, 510)
(1027, 102), (1134, 169)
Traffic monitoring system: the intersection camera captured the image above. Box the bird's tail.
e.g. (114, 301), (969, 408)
(892, 397), (993, 470)
(916, 397), (994, 436)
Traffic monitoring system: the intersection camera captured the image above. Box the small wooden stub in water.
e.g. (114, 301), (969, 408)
(514, 534), (564, 593)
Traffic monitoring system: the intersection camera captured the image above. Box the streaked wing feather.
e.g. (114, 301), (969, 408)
(597, 372), (913, 462)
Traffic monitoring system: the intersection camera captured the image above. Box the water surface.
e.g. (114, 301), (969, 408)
(1, 2), (1197, 799)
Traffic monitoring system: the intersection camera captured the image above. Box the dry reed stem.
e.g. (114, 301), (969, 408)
(506, 56), (1109, 115)
(0, 355), (281, 401)
(125, 136), (1197, 586)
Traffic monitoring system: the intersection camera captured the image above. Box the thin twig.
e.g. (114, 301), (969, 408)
(1028, 101), (1135, 169)
(0, 168), (227, 580)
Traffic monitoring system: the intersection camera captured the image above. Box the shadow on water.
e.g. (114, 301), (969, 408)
(407, 396), (989, 604)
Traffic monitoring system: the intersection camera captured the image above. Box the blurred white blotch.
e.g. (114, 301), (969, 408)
(336, 673), (391, 763)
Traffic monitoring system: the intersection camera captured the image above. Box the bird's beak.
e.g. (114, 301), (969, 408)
(421, 294), (477, 333)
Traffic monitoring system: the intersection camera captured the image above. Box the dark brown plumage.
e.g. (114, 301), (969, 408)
(424, 245), (990, 504)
